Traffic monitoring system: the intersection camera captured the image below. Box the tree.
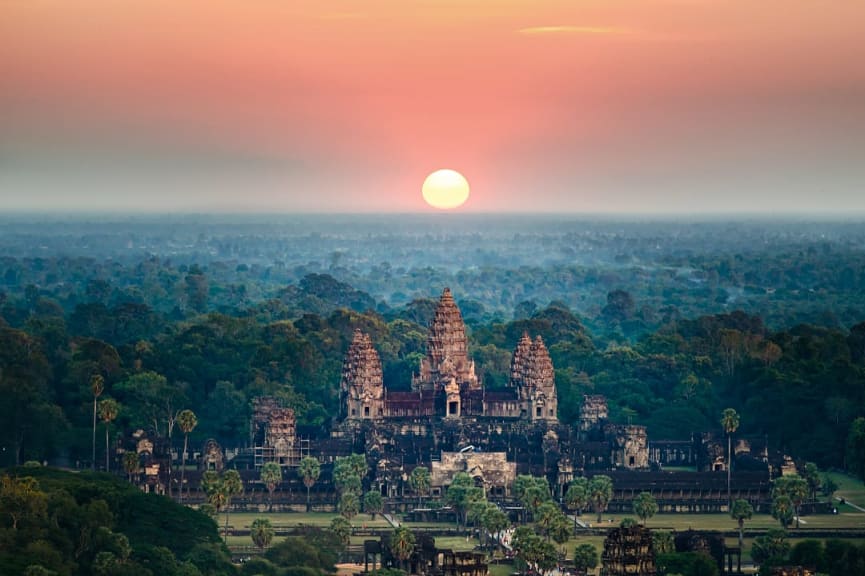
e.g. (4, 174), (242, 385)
(221, 469), (243, 538)
(565, 477), (588, 530)
(588, 475), (613, 523)
(329, 516), (352, 547)
(751, 528), (790, 567)
(802, 462), (821, 502)
(721, 408), (740, 509)
(446, 472), (485, 529)
(773, 475), (808, 528)
(333, 458), (362, 497)
(298, 456), (321, 512)
(203, 473), (228, 537)
(549, 513), (572, 555)
(481, 506), (509, 555)
(98, 398), (120, 472)
(535, 501), (561, 541)
(572, 543), (598, 576)
(364, 490), (384, 520)
(260, 462), (283, 512)
(731, 499), (753, 573)
(340, 491), (359, 521)
(177, 409), (198, 503)
(772, 494), (794, 529)
(632, 492), (658, 524)
(821, 474), (839, 499)
(846, 417), (865, 482)
(408, 466), (431, 509)
(389, 527), (415, 571)
(0, 475), (47, 530)
(122, 451), (140, 484)
(251, 518), (274, 551)
(91, 374), (104, 472)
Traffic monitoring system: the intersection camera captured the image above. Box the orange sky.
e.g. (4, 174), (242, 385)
(2, 0), (864, 212)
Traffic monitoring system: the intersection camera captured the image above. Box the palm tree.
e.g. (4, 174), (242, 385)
(588, 475), (613, 523)
(632, 492), (658, 524)
(572, 543), (598, 576)
(90, 374), (104, 471)
(298, 456), (321, 512)
(122, 451), (140, 484)
(250, 518), (274, 551)
(221, 469), (243, 538)
(730, 499), (753, 573)
(98, 398), (119, 472)
(390, 527), (416, 572)
(363, 490), (384, 520)
(409, 466), (431, 508)
(721, 408), (740, 509)
(773, 474), (809, 528)
(260, 462), (282, 512)
(340, 491), (360, 522)
(565, 477), (589, 530)
(177, 409), (197, 503)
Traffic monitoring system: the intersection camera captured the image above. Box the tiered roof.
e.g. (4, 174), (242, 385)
(340, 329), (383, 397)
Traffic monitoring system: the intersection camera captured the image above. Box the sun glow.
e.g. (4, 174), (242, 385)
(422, 169), (470, 210)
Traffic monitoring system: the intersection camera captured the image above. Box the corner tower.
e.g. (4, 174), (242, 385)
(510, 334), (558, 422)
(341, 329), (385, 420)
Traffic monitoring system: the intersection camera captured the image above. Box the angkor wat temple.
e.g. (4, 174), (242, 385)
(326, 288), (647, 499)
(137, 288), (778, 511)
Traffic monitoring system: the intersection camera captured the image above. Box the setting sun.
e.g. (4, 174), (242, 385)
(422, 169), (470, 210)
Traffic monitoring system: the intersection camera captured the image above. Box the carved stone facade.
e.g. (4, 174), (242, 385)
(430, 451), (517, 497)
(252, 396), (304, 467)
(601, 525), (657, 576)
(342, 288), (557, 424)
(608, 424), (649, 470)
(414, 288), (479, 392)
(579, 395), (609, 435)
(341, 329), (385, 420)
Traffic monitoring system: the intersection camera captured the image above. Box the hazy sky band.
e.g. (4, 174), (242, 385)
(1, 0), (864, 213)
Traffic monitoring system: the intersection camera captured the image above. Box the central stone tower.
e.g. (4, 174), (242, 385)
(413, 287), (479, 392)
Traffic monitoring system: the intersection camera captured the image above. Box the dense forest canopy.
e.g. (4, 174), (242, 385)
(1, 215), (864, 477)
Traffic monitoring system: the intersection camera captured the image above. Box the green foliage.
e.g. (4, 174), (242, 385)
(750, 528), (790, 566)
(588, 475), (613, 522)
(251, 518), (275, 551)
(408, 466), (431, 507)
(632, 492), (658, 523)
(363, 491), (384, 519)
(572, 543), (598, 574)
(0, 468), (226, 576)
(446, 472), (485, 527)
(656, 552), (719, 576)
(264, 528), (343, 574)
(389, 527), (416, 564)
(329, 516), (352, 546)
(847, 417), (865, 482)
(339, 492), (359, 521)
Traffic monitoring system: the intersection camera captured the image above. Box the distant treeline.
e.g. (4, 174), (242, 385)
(2, 258), (865, 478)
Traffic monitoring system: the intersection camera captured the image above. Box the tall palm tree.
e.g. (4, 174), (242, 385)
(98, 398), (120, 472)
(730, 499), (753, 573)
(250, 518), (274, 551)
(565, 477), (589, 530)
(588, 475), (613, 523)
(260, 462), (282, 512)
(390, 527), (416, 572)
(221, 469), (243, 538)
(176, 409), (198, 503)
(409, 466), (431, 508)
(721, 408), (740, 509)
(298, 456), (321, 512)
(90, 374), (104, 471)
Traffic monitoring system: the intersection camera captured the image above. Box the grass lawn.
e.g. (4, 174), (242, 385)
(827, 471), (865, 509)
(621, 510), (865, 531)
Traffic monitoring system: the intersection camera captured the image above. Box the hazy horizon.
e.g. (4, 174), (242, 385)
(3, 1), (864, 213)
